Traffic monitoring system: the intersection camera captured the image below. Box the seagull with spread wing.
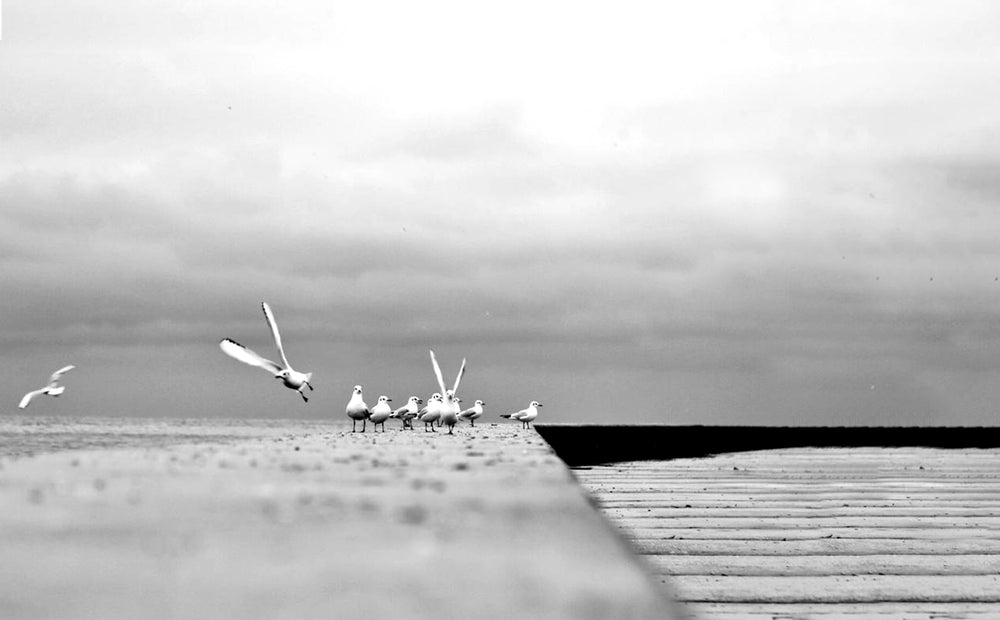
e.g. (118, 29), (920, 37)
(19, 365), (76, 409)
(219, 302), (313, 402)
(430, 350), (466, 435)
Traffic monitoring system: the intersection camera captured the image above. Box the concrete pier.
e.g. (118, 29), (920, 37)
(0, 416), (679, 619)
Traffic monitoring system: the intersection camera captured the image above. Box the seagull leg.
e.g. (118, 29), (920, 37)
(361, 419), (366, 433)
(352, 419), (357, 433)
(306, 382), (314, 391)
(300, 390), (308, 403)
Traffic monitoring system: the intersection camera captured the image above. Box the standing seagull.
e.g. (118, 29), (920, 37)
(346, 385), (370, 432)
(370, 395), (393, 433)
(19, 365), (76, 409)
(391, 396), (422, 430)
(458, 400), (486, 427)
(430, 350), (466, 435)
(501, 401), (543, 429)
(418, 393), (442, 432)
(219, 302), (313, 402)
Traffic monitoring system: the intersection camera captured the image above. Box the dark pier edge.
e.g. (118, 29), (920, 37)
(534, 424), (1000, 467)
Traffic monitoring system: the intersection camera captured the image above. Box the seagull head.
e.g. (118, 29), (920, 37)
(476, 400), (485, 405)
(531, 401), (543, 407)
(274, 370), (290, 380)
(378, 395), (391, 403)
(353, 385), (363, 395)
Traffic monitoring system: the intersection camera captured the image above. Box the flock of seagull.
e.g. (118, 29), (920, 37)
(18, 302), (543, 435)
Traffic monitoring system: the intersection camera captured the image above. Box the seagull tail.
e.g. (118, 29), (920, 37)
(303, 372), (313, 382)
(500, 414), (512, 419)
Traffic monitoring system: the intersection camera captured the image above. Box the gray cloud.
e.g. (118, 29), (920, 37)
(4, 2), (1000, 424)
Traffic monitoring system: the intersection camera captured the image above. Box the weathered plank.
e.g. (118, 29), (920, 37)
(621, 526), (1000, 540)
(575, 447), (1000, 619)
(610, 516), (1000, 529)
(631, 538), (1000, 555)
(687, 602), (1000, 619)
(669, 575), (1000, 603)
(642, 553), (1000, 576)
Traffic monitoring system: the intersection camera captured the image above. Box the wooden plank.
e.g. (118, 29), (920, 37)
(575, 447), (1000, 619)
(620, 526), (1000, 541)
(608, 515), (1000, 529)
(632, 537), (1000, 555)
(642, 553), (1000, 576)
(599, 505), (1000, 517)
(668, 574), (1000, 603)
(687, 602), (1000, 619)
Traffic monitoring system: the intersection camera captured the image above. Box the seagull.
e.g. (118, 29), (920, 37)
(391, 396), (422, 430)
(418, 393), (442, 432)
(219, 302), (313, 402)
(370, 395), (393, 433)
(501, 401), (543, 429)
(19, 365), (75, 409)
(458, 400), (486, 427)
(346, 385), (370, 432)
(430, 350), (466, 435)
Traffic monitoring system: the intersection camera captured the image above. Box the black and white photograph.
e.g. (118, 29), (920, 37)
(2, 1), (1000, 618)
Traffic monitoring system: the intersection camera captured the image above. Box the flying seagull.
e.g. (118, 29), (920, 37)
(19, 365), (75, 409)
(219, 302), (313, 402)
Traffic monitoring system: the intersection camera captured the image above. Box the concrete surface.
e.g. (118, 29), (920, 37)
(0, 416), (679, 619)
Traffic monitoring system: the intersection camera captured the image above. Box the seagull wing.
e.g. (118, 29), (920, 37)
(429, 350), (447, 395)
(452, 358), (467, 394)
(19, 389), (45, 409)
(219, 339), (282, 374)
(47, 365), (75, 388)
(261, 302), (291, 369)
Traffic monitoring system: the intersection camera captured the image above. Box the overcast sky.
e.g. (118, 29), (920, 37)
(3, 1), (1000, 424)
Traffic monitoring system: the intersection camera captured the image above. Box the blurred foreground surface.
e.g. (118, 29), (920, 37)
(0, 416), (679, 619)
(577, 447), (1000, 620)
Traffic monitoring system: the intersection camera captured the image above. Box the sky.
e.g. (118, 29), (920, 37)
(3, 1), (1000, 425)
